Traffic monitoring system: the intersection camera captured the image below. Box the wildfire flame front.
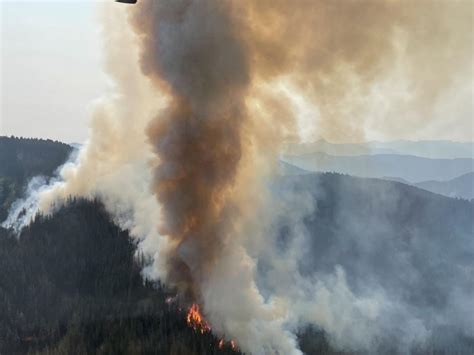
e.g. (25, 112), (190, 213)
(186, 304), (210, 334)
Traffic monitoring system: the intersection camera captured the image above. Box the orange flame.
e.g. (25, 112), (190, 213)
(186, 303), (211, 334)
(218, 338), (238, 351)
(186, 304), (238, 350)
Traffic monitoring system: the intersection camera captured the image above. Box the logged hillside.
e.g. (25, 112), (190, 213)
(0, 137), (73, 222)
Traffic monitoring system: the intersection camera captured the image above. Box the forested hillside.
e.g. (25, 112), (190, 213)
(0, 199), (247, 355)
(0, 137), (240, 354)
(0, 199), (335, 355)
(273, 173), (474, 353)
(276, 172), (473, 303)
(0, 137), (73, 221)
(0, 137), (335, 354)
(0, 136), (72, 180)
(1, 137), (473, 354)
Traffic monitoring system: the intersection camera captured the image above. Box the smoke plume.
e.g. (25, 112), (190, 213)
(3, 0), (472, 354)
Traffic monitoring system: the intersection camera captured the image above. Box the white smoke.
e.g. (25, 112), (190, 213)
(1, 4), (168, 281)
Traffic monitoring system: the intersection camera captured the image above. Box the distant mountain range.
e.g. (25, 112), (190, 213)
(281, 156), (474, 199)
(279, 161), (310, 175)
(281, 140), (474, 199)
(282, 152), (474, 184)
(413, 172), (474, 200)
(284, 140), (474, 159)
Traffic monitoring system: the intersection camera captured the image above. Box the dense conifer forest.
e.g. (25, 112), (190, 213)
(0, 137), (338, 354)
(0, 199), (247, 355)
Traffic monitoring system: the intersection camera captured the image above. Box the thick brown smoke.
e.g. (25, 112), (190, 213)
(129, 0), (252, 301)
(127, 0), (472, 304)
(240, 0), (472, 142)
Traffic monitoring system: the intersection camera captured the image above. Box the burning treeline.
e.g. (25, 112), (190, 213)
(4, 0), (472, 354)
(186, 304), (237, 350)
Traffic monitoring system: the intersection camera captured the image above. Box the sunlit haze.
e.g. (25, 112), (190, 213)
(0, 1), (472, 144)
(1, 1), (107, 143)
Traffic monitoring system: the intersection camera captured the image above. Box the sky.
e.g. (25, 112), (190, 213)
(1, 0), (107, 143)
(0, 1), (472, 144)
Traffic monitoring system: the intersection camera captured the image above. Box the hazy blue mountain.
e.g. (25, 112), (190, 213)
(279, 161), (310, 175)
(282, 152), (474, 183)
(271, 172), (474, 353)
(372, 140), (474, 159)
(284, 139), (474, 159)
(414, 172), (474, 200)
(284, 140), (397, 157)
(280, 159), (474, 199)
(380, 176), (412, 185)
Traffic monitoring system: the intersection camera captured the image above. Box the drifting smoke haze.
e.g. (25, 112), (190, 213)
(3, 0), (473, 354)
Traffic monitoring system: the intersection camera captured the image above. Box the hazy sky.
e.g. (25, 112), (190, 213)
(1, 0), (107, 143)
(0, 1), (472, 143)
